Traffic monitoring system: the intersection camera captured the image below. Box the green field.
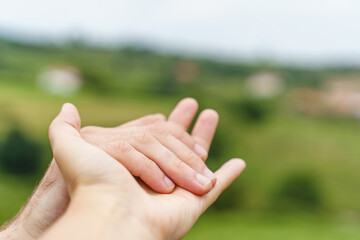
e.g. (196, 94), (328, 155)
(1, 82), (360, 238)
(1, 38), (360, 238)
(185, 211), (360, 240)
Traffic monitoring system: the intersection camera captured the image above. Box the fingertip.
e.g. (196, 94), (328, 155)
(58, 103), (81, 130)
(168, 97), (199, 129)
(61, 102), (76, 111)
(229, 158), (246, 169)
(174, 98), (199, 116)
(202, 167), (217, 185)
(156, 186), (175, 194)
(194, 143), (208, 159)
(141, 176), (176, 194)
(223, 158), (246, 176)
(215, 158), (246, 183)
(196, 173), (213, 194)
(164, 175), (176, 191)
(200, 109), (219, 123)
(180, 97), (199, 109)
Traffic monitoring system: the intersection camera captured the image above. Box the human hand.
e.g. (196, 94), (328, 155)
(0, 98), (219, 240)
(40, 103), (245, 240)
(80, 100), (218, 195)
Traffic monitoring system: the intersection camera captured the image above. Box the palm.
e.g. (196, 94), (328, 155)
(48, 101), (245, 240)
(118, 165), (236, 240)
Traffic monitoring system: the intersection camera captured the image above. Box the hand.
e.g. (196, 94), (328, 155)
(0, 98), (220, 240)
(40, 103), (245, 240)
(80, 109), (217, 195)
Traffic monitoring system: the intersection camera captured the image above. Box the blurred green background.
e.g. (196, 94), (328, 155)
(0, 37), (359, 239)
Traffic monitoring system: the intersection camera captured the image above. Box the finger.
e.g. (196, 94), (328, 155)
(101, 140), (175, 194)
(165, 122), (208, 159)
(191, 109), (219, 159)
(168, 98), (198, 130)
(119, 113), (166, 128)
(128, 133), (213, 195)
(201, 158), (246, 210)
(153, 133), (216, 185)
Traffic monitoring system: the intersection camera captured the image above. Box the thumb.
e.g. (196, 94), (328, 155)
(49, 103), (81, 149)
(48, 103), (84, 192)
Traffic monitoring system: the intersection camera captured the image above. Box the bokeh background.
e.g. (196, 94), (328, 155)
(1, 1), (360, 239)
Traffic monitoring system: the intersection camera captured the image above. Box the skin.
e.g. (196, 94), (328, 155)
(0, 98), (223, 240)
(80, 111), (217, 195)
(41, 103), (246, 240)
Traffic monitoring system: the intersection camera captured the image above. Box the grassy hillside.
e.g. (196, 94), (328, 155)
(0, 38), (360, 238)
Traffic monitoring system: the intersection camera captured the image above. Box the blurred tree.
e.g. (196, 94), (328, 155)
(0, 129), (41, 174)
(272, 172), (323, 211)
(212, 183), (246, 211)
(229, 99), (273, 123)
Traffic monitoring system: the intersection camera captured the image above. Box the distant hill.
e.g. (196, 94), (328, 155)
(1, 37), (359, 95)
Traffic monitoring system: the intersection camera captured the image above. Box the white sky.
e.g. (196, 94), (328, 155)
(1, 0), (360, 64)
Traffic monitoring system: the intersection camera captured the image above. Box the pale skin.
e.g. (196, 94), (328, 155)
(41, 102), (246, 240)
(0, 98), (242, 239)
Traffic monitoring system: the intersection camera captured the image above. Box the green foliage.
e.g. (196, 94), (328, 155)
(0, 129), (41, 174)
(229, 98), (274, 123)
(185, 212), (360, 240)
(212, 184), (246, 211)
(272, 172), (323, 211)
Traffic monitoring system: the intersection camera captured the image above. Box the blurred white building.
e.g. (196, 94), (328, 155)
(37, 64), (83, 96)
(245, 71), (284, 98)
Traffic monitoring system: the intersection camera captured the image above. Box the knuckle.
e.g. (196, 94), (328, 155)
(149, 122), (167, 135)
(135, 132), (153, 144)
(142, 159), (157, 173)
(173, 127), (187, 139)
(111, 141), (132, 155)
(136, 159), (158, 178)
(184, 151), (198, 165)
(173, 159), (188, 171)
(163, 150), (175, 161)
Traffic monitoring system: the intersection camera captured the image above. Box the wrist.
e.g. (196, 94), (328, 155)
(42, 185), (161, 240)
(74, 186), (161, 240)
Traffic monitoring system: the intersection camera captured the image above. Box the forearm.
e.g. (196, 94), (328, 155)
(39, 186), (159, 240)
(0, 160), (68, 240)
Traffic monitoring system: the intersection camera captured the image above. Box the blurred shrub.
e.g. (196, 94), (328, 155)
(207, 130), (227, 162)
(212, 184), (246, 211)
(0, 129), (41, 174)
(272, 172), (323, 211)
(156, 75), (181, 95)
(80, 66), (113, 93)
(206, 129), (247, 211)
(229, 99), (274, 123)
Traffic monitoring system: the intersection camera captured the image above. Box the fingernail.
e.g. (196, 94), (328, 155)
(164, 176), (175, 189)
(203, 167), (217, 184)
(194, 144), (208, 158)
(196, 173), (212, 187)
